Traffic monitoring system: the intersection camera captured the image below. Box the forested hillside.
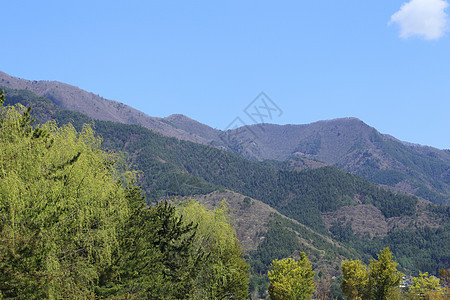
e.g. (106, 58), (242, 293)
(2, 87), (449, 298)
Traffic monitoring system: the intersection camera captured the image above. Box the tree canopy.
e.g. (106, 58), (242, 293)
(341, 247), (404, 300)
(176, 199), (249, 299)
(0, 98), (131, 297)
(268, 254), (315, 300)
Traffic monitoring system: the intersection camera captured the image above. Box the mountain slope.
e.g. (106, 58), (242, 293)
(219, 121), (450, 205)
(2, 71), (448, 205)
(0, 71), (216, 145)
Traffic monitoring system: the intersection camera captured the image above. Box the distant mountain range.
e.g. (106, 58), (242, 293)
(1, 70), (448, 205)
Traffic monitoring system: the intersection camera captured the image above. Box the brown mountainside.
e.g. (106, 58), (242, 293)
(0, 71), (214, 145)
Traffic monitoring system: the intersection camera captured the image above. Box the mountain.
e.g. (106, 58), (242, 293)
(222, 121), (450, 204)
(3, 85), (449, 298)
(0, 71), (215, 145)
(2, 70), (448, 205)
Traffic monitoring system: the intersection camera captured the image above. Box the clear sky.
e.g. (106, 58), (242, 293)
(1, 1), (449, 149)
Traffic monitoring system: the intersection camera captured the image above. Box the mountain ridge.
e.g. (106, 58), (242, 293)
(1, 70), (448, 204)
(0, 71), (215, 145)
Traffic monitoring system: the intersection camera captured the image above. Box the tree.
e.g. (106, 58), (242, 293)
(0, 90), (4, 106)
(0, 100), (130, 298)
(315, 273), (332, 300)
(438, 268), (449, 286)
(176, 199), (250, 299)
(0, 92), (247, 299)
(409, 272), (443, 299)
(95, 195), (202, 299)
(368, 248), (404, 300)
(341, 260), (369, 300)
(341, 248), (403, 300)
(268, 254), (315, 300)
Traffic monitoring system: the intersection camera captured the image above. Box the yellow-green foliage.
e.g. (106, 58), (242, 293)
(410, 272), (443, 298)
(369, 248), (404, 300)
(0, 102), (130, 298)
(176, 199), (250, 299)
(267, 254), (315, 300)
(341, 247), (404, 300)
(341, 260), (369, 300)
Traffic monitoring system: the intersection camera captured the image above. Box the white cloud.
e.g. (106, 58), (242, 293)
(389, 0), (449, 40)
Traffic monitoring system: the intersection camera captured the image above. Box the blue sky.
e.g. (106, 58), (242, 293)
(1, 1), (449, 149)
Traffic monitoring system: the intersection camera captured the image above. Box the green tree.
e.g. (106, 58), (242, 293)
(268, 254), (315, 300)
(96, 196), (202, 299)
(368, 248), (404, 300)
(341, 248), (403, 300)
(0, 90), (4, 106)
(176, 199), (250, 299)
(409, 272), (443, 298)
(0, 101), (130, 298)
(341, 260), (369, 300)
(0, 99), (208, 299)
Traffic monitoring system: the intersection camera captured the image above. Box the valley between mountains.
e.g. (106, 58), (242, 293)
(1, 71), (449, 298)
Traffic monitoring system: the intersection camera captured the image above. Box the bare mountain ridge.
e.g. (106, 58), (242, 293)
(0, 71), (215, 145)
(1, 70), (448, 204)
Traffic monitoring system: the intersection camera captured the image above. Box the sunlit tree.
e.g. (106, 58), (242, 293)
(176, 199), (250, 299)
(268, 254), (315, 300)
(341, 260), (369, 300)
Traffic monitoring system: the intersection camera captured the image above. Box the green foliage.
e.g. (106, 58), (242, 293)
(369, 169), (408, 186)
(268, 254), (315, 300)
(0, 86), (60, 124)
(341, 248), (404, 300)
(96, 198), (202, 299)
(368, 248), (404, 300)
(247, 214), (356, 297)
(330, 214), (450, 276)
(341, 260), (369, 300)
(176, 199), (250, 299)
(0, 103), (130, 298)
(249, 218), (301, 276)
(376, 139), (450, 205)
(410, 272), (443, 296)
(0, 102), (249, 299)
(383, 225), (449, 274)
(330, 220), (354, 243)
(0, 90), (4, 106)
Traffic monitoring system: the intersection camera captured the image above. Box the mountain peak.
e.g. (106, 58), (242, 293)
(165, 114), (195, 122)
